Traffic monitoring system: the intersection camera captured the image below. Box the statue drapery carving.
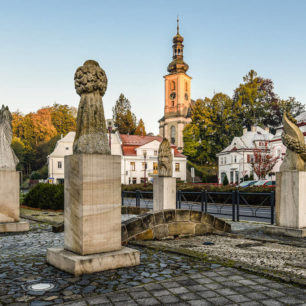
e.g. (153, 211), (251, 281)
(73, 60), (110, 154)
(0, 105), (19, 170)
(280, 112), (306, 171)
(158, 138), (173, 177)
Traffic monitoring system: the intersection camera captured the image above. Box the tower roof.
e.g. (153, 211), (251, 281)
(167, 17), (189, 74)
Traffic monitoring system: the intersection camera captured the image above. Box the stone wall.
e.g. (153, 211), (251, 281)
(122, 209), (231, 243)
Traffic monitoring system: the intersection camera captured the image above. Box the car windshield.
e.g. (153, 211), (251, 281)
(253, 180), (266, 186)
(239, 181), (254, 187)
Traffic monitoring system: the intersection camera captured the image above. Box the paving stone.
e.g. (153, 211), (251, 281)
(188, 300), (213, 306)
(197, 290), (220, 299)
(261, 299), (285, 306)
(227, 294), (251, 303)
(207, 296), (232, 305)
(107, 292), (131, 302)
(135, 297), (160, 305)
(218, 288), (238, 296)
(169, 286), (190, 294)
(233, 286), (253, 294)
(278, 296), (305, 304)
(263, 289), (286, 298)
(246, 292), (268, 300)
(161, 281), (181, 289)
(151, 289), (170, 297)
(156, 294), (181, 304)
(87, 296), (110, 304)
(177, 292), (202, 301)
(129, 290), (152, 299)
(204, 283), (224, 290)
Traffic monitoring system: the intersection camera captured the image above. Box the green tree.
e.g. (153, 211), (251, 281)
(113, 94), (137, 134)
(183, 94), (241, 164)
(134, 119), (146, 136)
(222, 174), (229, 186)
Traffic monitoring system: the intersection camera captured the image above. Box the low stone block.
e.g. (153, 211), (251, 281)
(153, 177), (176, 211)
(201, 213), (215, 225)
(190, 211), (202, 223)
(135, 229), (154, 240)
(125, 218), (145, 238)
(0, 221), (29, 233)
(175, 210), (190, 222)
(154, 211), (165, 225)
(264, 225), (306, 238)
(141, 214), (155, 229)
(224, 223), (231, 233)
(195, 223), (213, 235)
(168, 222), (195, 236)
(46, 247), (140, 276)
(164, 210), (175, 223)
(214, 218), (225, 231)
(153, 224), (169, 239)
(121, 224), (128, 242)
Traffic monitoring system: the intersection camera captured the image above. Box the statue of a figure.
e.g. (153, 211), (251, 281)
(280, 112), (306, 171)
(0, 105), (19, 170)
(73, 60), (110, 154)
(158, 138), (173, 177)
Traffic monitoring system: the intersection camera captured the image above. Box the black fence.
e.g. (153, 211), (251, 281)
(122, 190), (275, 224)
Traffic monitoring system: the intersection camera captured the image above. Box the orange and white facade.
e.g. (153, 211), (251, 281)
(48, 132), (187, 185)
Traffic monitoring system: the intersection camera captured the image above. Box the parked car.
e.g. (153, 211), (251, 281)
(237, 180), (257, 188)
(253, 180), (275, 187)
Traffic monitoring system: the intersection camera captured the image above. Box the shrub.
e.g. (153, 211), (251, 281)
(24, 183), (64, 210)
(222, 175), (229, 185)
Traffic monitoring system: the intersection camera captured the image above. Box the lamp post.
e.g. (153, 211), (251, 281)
(107, 121), (112, 151)
(143, 151), (147, 186)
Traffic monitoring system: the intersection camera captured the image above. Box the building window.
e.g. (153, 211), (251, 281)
(130, 162), (135, 171)
(128, 177), (131, 184)
(247, 155), (254, 163)
(170, 80), (176, 91)
(153, 162), (158, 174)
(140, 178), (147, 184)
(58, 161), (62, 169)
(154, 150), (157, 156)
(170, 126), (176, 145)
(132, 177), (137, 184)
(65, 147), (69, 150)
(185, 81), (188, 91)
(234, 155), (237, 163)
(224, 157), (226, 164)
(175, 163), (180, 172)
(142, 162), (147, 170)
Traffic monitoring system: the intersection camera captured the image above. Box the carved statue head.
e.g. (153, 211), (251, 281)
(74, 60), (107, 96)
(158, 138), (173, 177)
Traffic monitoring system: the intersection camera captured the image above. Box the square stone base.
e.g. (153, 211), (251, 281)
(264, 225), (306, 238)
(46, 247), (140, 275)
(0, 221), (29, 233)
(153, 177), (176, 211)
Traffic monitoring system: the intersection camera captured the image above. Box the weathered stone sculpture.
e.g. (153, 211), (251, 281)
(158, 138), (173, 177)
(154, 138), (176, 211)
(73, 60), (110, 154)
(0, 105), (19, 170)
(265, 112), (306, 237)
(47, 60), (140, 275)
(280, 112), (306, 171)
(0, 105), (29, 232)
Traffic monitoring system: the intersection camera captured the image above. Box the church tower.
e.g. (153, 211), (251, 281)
(159, 18), (192, 152)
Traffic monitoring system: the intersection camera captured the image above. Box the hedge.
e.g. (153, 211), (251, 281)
(24, 183), (64, 210)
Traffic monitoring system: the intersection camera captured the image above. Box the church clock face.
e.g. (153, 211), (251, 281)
(185, 93), (189, 100)
(170, 92), (176, 100)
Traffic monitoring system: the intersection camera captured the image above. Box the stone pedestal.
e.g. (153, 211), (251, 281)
(0, 170), (29, 232)
(47, 154), (140, 274)
(153, 177), (176, 211)
(264, 171), (306, 237)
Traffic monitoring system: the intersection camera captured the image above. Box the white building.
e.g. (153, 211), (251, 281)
(216, 126), (274, 184)
(48, 132), (187, 184)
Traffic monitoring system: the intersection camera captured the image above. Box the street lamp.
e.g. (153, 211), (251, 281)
(143, 151), (147, 186)
(107, 121), (112, 150)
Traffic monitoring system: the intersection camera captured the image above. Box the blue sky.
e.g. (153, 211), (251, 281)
(0, 0), (306, 134)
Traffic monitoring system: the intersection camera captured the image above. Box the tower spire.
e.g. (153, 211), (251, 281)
(177, 16), (179, 34)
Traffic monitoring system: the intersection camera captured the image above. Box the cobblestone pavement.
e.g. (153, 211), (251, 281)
(0, 221), (305, 305)
(66, 267), (306, 305)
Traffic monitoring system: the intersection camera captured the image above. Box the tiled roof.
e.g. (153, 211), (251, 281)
(120, 134), (185, 158)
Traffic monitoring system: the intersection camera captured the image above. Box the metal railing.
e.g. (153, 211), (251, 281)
(122, 189), (275, 224)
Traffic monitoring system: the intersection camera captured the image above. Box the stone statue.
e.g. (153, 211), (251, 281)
(73, 60), (110, 154)
(158, 138), (173, 177)
(0, 105), (19, 170)
(280, 112), (306, 171)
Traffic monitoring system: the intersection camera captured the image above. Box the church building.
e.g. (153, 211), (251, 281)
(159, 19), (192, 152)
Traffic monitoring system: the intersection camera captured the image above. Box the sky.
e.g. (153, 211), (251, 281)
(0, 0), (306, 134)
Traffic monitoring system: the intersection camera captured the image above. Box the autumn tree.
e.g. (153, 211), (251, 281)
(250, 144), (280, 179)
(134, 119), (146, 136)
(113, 94), (137, 134)
(51, 103), (76, 136)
